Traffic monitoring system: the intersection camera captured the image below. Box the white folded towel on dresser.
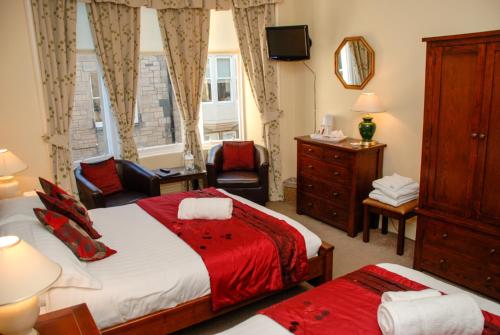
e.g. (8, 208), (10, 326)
(377, 293), (484, 335)
(178, 198), (233, 220)
(369, 189), (418, 207)
(373, 173), (415, 191)
(381, 289), (442, 303)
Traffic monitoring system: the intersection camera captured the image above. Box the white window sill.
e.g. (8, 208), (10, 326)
(138, 143), (184, 158)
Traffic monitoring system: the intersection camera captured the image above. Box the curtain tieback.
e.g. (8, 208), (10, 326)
(43, 134), (70, 149)
(184, 120), (199, 132)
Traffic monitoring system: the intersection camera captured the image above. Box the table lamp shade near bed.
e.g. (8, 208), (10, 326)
(351, 93), (385, 146)
(0, 149), (27, 199)
(0, 236), (61, 335)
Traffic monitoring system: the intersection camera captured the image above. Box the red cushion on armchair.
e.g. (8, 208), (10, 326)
(222, 141), (255, 172)
(80, 157), (123, 196)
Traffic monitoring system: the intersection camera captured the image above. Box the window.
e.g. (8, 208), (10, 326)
(200, 54), (242, 143)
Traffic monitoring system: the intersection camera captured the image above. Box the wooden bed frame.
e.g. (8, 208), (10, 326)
(102, 242), (334, 335)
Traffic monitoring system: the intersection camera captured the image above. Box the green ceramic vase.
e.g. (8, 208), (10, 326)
(358, 115), (376, 142)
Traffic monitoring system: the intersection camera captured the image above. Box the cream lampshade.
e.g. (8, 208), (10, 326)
(0, 236), (61, 335)
(0, 149), (28, 199)
(351, 93), (385, 146)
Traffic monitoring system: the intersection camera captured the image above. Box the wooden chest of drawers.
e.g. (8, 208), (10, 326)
(295, 136), (386, 236)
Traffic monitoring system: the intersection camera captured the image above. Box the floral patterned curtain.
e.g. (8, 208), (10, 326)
(31, 0), (78, 193)
(87, 2), (141, 162)
(157, 8), (210, 169)
(232, 4), (283, 201)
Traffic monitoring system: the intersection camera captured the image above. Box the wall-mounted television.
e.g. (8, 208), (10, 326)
(266, 25), (311, 61)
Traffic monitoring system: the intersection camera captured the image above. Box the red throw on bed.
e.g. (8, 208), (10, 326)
(137, 188), (308, 311)
(260, 265), (500, 335)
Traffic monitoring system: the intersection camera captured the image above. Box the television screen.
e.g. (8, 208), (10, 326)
(266, 25), (311, 61)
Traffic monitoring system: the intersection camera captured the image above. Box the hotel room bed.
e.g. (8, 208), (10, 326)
(0, 189), (331, 334)
(217, 263), (500, 335)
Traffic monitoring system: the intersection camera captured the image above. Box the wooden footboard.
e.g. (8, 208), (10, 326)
(102, 241), (334, 335)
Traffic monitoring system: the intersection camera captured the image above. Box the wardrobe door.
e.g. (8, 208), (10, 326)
(475, 42), (500, 226)
(423, 44), (486, 217)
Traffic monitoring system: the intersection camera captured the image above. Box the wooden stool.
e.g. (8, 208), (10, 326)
(362, 198), (418, 255)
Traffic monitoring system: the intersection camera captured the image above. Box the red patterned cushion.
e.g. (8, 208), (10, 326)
(34, 208), (116, 262)
(80, 157), (124, 196)
(37, 191), (101, 239)
(222, 141), (255, 171)
(39, 177), (88, 216)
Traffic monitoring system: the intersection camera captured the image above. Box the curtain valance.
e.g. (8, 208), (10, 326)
(79, 0), (282, 9)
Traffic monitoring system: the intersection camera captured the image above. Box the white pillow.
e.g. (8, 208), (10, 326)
(0, 219), (102, 290)
(0, 195), (42, 224)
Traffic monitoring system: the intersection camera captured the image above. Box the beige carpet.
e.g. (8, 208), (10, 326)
(174, 201), (414, 334)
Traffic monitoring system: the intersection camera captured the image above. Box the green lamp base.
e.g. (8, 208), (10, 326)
(358, 114), (377, 146)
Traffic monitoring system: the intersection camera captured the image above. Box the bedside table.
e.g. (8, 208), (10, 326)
(35, 304), (100, 335)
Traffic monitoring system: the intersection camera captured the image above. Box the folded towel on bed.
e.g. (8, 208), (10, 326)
(373, 173), (415, 191)
(178, 197), (233, 220)
(369, 189), (418, 207)
(381, 289), (441, 303)
(373, 182), (419, 200)
(377, 293), (484, 335)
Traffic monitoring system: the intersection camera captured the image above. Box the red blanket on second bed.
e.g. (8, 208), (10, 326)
(137, 188), (308, 311)
(260, 265), (500, 335)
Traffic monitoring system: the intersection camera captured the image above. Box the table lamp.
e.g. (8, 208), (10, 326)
(0, 149), (28, 199)
(351, 93), (385, 146)
(0, 236), (61, 335)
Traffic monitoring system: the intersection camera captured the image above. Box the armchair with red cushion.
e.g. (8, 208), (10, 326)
(206, 141), (269, 205)
(74, 157), (160, 209)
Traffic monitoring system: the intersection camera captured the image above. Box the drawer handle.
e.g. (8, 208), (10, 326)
(308, 165), (314, 169)
(307, 148), (313, 152)
(307, 184), (313, 188)
(490, 248), (496, 255)
(307, 202), (313, 207)
(486, 276), (492, 282)
(333, 171), (340, 176)
(332, 212), (338, 217)
(442, 233), (448, 239)
(334, 154), (340, 159)
(333, 192), (340, 197)
(439, 259), (446, 264)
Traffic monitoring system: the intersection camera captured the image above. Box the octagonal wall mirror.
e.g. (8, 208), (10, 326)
(334, 36), (375, 89)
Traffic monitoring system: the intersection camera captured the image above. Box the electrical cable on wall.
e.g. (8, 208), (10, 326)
(302, 61), (317, 133)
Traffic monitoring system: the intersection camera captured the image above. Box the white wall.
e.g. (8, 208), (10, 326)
(279, 0), (500, 238)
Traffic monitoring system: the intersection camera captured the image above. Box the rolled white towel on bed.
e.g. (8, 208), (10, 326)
(381, 289), (442, 303)
(377, 293), (484, 335)
(178, 198), (233, 220)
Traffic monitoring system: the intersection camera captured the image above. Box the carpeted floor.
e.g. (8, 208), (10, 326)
(174, 201), (414, 334)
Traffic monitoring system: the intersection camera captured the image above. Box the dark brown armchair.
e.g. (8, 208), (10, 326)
(206, 144), (269, 205)
(75, 159), (160, 209)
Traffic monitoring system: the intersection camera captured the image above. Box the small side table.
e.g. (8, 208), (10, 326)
(362, 198), (418, 255)
(35, 303), (100, 335)
(153, 166), (207, 191)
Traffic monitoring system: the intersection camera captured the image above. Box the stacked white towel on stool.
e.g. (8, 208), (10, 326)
(178, 198), (233, 220)
(369, 173), (419, 207)
(377, 292), (484, 335)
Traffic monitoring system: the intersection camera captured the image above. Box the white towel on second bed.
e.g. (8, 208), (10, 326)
(178, 197), (233, 220)
(377, 293), (484, 335)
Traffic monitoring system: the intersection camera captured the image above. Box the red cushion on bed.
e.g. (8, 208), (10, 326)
(34, 208), (116, 262)
(39, 177), (88, 216)
(80, 157), (123, 196)
(222, 141), (255, 171)
(37, 191), (101, 239)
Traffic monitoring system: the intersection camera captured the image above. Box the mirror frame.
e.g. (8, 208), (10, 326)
(334, 36), (375, 90)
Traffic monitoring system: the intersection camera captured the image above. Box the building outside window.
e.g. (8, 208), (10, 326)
(201, 54), (242, 143)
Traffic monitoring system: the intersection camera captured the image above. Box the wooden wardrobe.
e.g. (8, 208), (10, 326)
(415, 30), (500, 300)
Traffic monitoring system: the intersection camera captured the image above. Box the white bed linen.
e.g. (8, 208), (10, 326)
(217, 263), (500, 335)
(45, 190), (322, 329)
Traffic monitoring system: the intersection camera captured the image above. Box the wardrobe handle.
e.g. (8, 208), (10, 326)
(333, 192), (340, 197)
(471, 133), (478, 138)
(439, 259), (446, 264)
(307, 202), (313, 207)
(486, 276), (492, 282)
(442, 233), (448, 239)
(479, 133), (487, 140)
(333, 171), (340, 176)
(308, 165), (314, 169)
(490, 248), (496, 255)
(307, 184), (313, 188)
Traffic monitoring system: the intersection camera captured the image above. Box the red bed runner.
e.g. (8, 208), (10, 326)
(260, 265), (500, 335)
(137, 188), (308, 311)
